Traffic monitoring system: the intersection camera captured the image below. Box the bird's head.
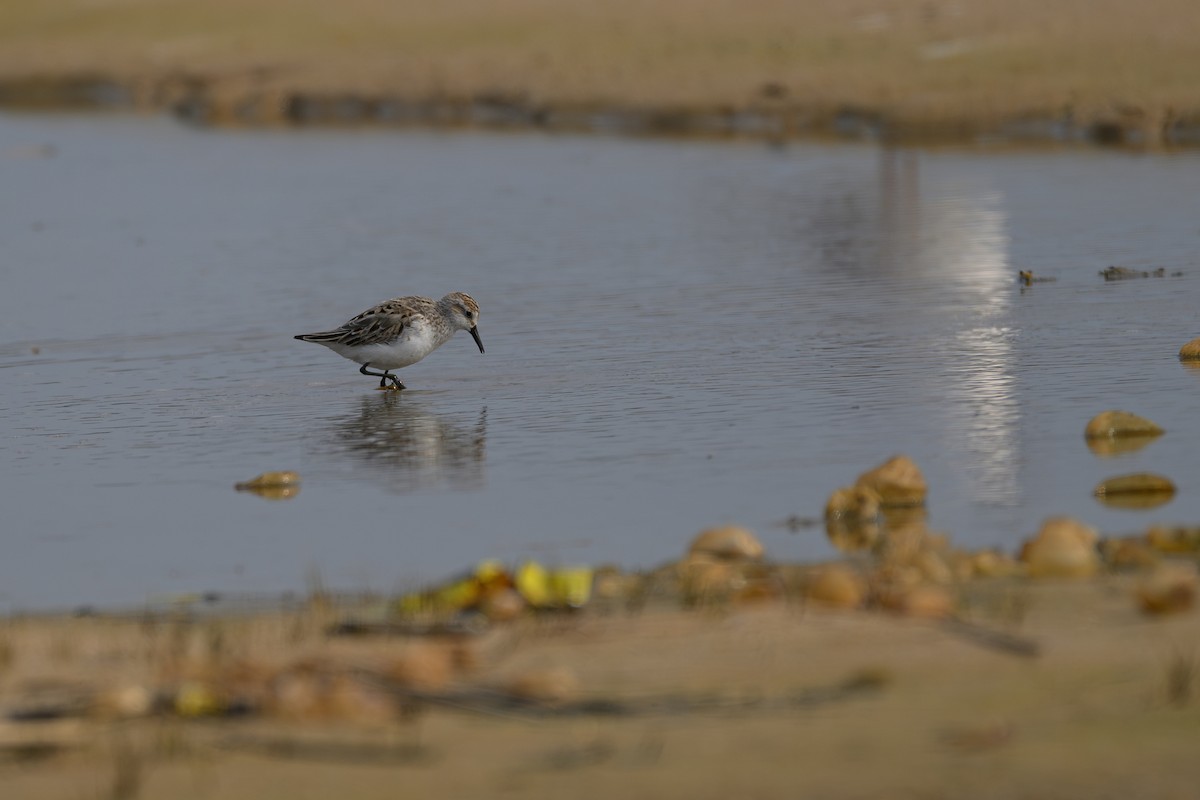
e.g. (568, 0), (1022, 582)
(443, 292), (484, 353)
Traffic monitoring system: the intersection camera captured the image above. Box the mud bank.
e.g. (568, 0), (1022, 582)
(2, 71), (1197, 148)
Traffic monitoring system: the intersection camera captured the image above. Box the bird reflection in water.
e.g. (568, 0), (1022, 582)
(326, 393), (486, 492)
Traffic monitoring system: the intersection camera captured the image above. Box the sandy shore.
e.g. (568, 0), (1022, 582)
(1, 568), (1198, 799)
(1, 0), (1199, 145)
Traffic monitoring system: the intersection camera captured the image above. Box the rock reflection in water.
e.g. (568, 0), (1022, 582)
(326, 394), (486, 492)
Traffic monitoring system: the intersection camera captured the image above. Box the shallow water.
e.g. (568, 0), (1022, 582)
(2, 113), (1199, 610)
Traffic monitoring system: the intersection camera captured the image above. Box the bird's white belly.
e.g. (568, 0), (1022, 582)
(328, 326), (446, 370)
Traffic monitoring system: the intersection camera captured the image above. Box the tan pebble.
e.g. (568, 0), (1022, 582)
(825, 485), (882, 520)
(1094, 474), (1176, 509)
(855, 455), (927, 507)
(234, 470), (302, 500)
(506, 667), (579, 706)
(1136, 563), (1197, 615)
(806, 565), (867, 609)
(1020, 517), (1100, 578)
(688, 525), (764, 561)
(1146, 525), (1200, 553)
(1094, 473), (1175, 496)
(95, 685), (154, 719)
(385, 645), (453, 692)
(1179, 337), (1200, 360)
(481, 588), (527, 622)
(1084, 411), (1164, 439)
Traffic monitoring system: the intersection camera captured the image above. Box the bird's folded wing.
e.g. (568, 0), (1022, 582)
(306, 313), (407, 347)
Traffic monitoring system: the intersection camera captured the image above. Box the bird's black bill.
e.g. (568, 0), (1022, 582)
(470, 326), (485, 354)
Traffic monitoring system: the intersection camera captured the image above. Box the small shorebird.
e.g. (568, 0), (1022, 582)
(295, 292), (483, 390)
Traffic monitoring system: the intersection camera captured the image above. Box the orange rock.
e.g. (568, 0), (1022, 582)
(234, 470), (302, 499)
(94, 685), (154, 719)
(1136, 563), (1197, 615)
(1083, 411), (1164, 439)
(1093, 473), (1176, 509)
(1179, 337), (1200, 360)
(481, 588), (527, 622)
(806, 565), (867, 609)
(855, 455), (927, 507)
(688, 525), (764, 561)
(1020, 517), (1100, 578)
(1094, 473), (1175, 496)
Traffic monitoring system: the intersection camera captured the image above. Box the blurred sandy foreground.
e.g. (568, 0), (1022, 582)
(1, 0), (1198, 142)
(1, 570), (1199, 798)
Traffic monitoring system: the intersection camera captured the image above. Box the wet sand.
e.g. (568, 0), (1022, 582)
(1, 0), (1198, 144)
(1, 569), (1198, 799)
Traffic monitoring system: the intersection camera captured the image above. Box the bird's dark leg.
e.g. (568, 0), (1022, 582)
(359, 362), (388, 381)
(359, 363), (406, 391)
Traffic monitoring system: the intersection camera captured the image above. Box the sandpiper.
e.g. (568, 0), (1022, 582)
(295, 292), (483, 390)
